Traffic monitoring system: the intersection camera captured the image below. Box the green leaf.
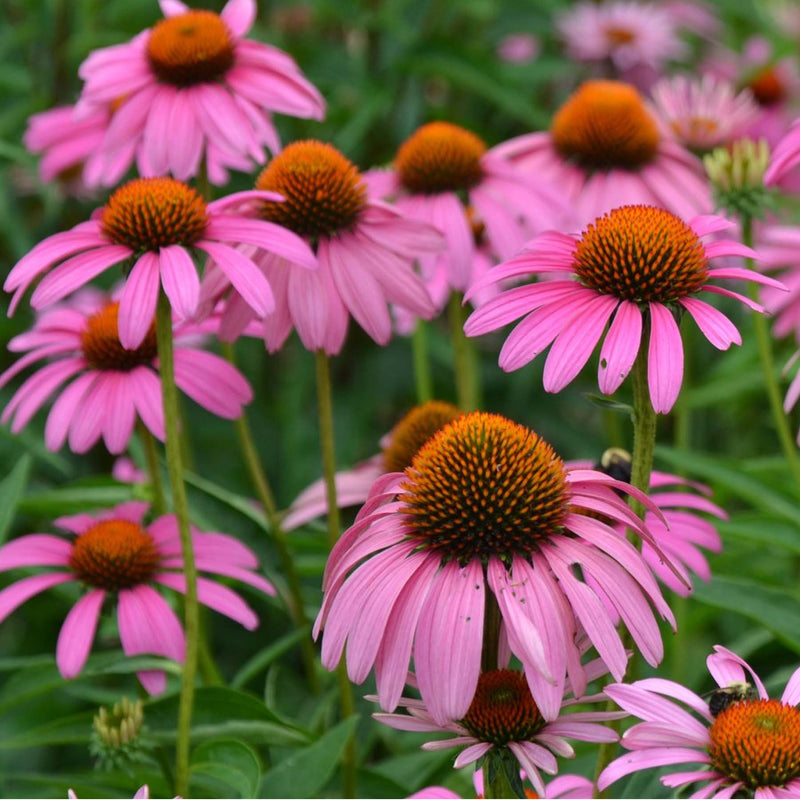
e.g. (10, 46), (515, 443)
(717, 515), (800, 555)
(231, 627), (312, 689)
(0, 454), (31, 543)
(18, 480), (137, 516)
(0, 710), (94, 750)
(693, 575), (800, 653)
(260, 715), (359, 798)
(584, 393), (633, 415)
(191, 738), (261, 799)
(146, 686), (310, 747)
(183, 471), (269, 532)
(0, 663), (64, 713)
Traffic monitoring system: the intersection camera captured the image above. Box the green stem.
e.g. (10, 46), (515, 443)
(313, 349), (357, 797)
(197, 611), (224, 686)
(222, 345), (320, 694)
(138, 423), (166, 516)
(156, 290), (199, 798)
(412, 320), (433, 404)
(742, 217), (800, 498)
(593, 326), (657, 797)
(448, 293), (481, 411)
(314, 350), (342, 548)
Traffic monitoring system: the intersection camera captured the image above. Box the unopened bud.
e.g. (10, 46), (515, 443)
(90, 698), (147, 771)
(704, 138), (775, 220)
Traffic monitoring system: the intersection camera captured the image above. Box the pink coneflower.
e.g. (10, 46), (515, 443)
(598, 645), (800, 798)
(0, 290), (252, 454)
(411, 771), (593, 799)
(465, 206), (780, 414)
(650, 75), (759, 152)
(374, 668), (619, 797)
(4, 175), (315, 348)
(315, 410), (676, 725)
(202, 140), (440, 354)
(492, 81), (712, 227)
(74, 0), (325, 184)
(365, 121), (566, 304)
(0, 501), (274, 693)
(23, 105), (127, 194)
(591, 449), (724, 596)
(283, 400), (462, 530)
(557, 2), (685, 89)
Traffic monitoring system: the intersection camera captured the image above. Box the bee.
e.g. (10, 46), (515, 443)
(705, 682), (759, 717)
(596, 447), (632, 484)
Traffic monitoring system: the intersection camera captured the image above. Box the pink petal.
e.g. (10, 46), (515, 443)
(119, 252), (160, 349)
(196, 241), (274, 316)
(415, 560), (484, 725)
(680, 297), (741, 350)
(221, 0), (256, 36)
(56, 589), (105, 678)
(172, 348), (252, 418)
(598, 300), (642, 394)
(647, 302), (684, 414)
(0, 534), (72, 571)
(159, 246), (200, 320)
(0, 573), (73, 625)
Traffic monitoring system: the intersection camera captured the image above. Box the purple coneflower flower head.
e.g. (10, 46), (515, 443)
(375, 667), (620, 797)
(465, 206), (781, 414)
(493, 81), (712, 227)
(202, 140), (441, 354)
(315, 410), (677, 725)
(0, 501), (274, 693)
(283, 400), (463, 530)
(4, 176), (315, 347)
(650, 74), (759, 152)
(751, 224), (800, 341)
(74, 0), (325, 184)
(366, 121), (566, 304)
(0, 290), (252, 454)
(557, 2), (685, 89)
(598, 645), (800, 798)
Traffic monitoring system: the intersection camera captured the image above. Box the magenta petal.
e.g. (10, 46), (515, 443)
(0, 573), (72, 625)
(159, 246), (200, 320)
(647, 302), (684, 414)
(597, 747), (710, 790)
(598, 300), (642, 394)
(0, 534), (72, 571)
(155, 573), (259, 630)
(56, 589), (105, 678)
(415, 560), (485, 725)
(119, 252), (160, 349)
(680, 297), (741, 350)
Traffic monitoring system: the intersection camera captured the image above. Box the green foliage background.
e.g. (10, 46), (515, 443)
(1, 0), (800, 796)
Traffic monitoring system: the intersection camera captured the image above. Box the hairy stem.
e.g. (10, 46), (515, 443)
(156, 290), (199, 798)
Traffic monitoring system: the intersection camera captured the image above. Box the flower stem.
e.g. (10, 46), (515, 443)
(222, 345), (320, 694)
(138, 422), (166, 516)
(156, 289), (199, 798)
(448, 292), (481, 411)
(741, 216), (800, 498)
(592, 324), (656, 797)
(314, 349), (357, 797)
(412, 319), (433, 404)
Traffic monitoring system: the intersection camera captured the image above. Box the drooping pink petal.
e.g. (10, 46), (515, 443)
(159, 246), (200, 320)
(414, 559), (485, 725)
(172, 349), (252, 418)
(680, 297), (741, 350)
(597, 747), (711, 790)
(647, 302), (684, 414)
(56, 588), (105, 678)
(598, 300), (642, 394)
(706, 645), (768, 698)
(118, 252), (161, 349)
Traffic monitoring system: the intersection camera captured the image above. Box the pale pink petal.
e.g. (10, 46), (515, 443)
(781, 666), (800, 705)
(166, 92), (203, 180)
(706, 645), (768, 698)
(597, 748), (711, 790)
(221, 0), (256, 36)
(56, 588), (105, 678)
(415, 560), (484, 725)
(128, 367), (165, 440)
